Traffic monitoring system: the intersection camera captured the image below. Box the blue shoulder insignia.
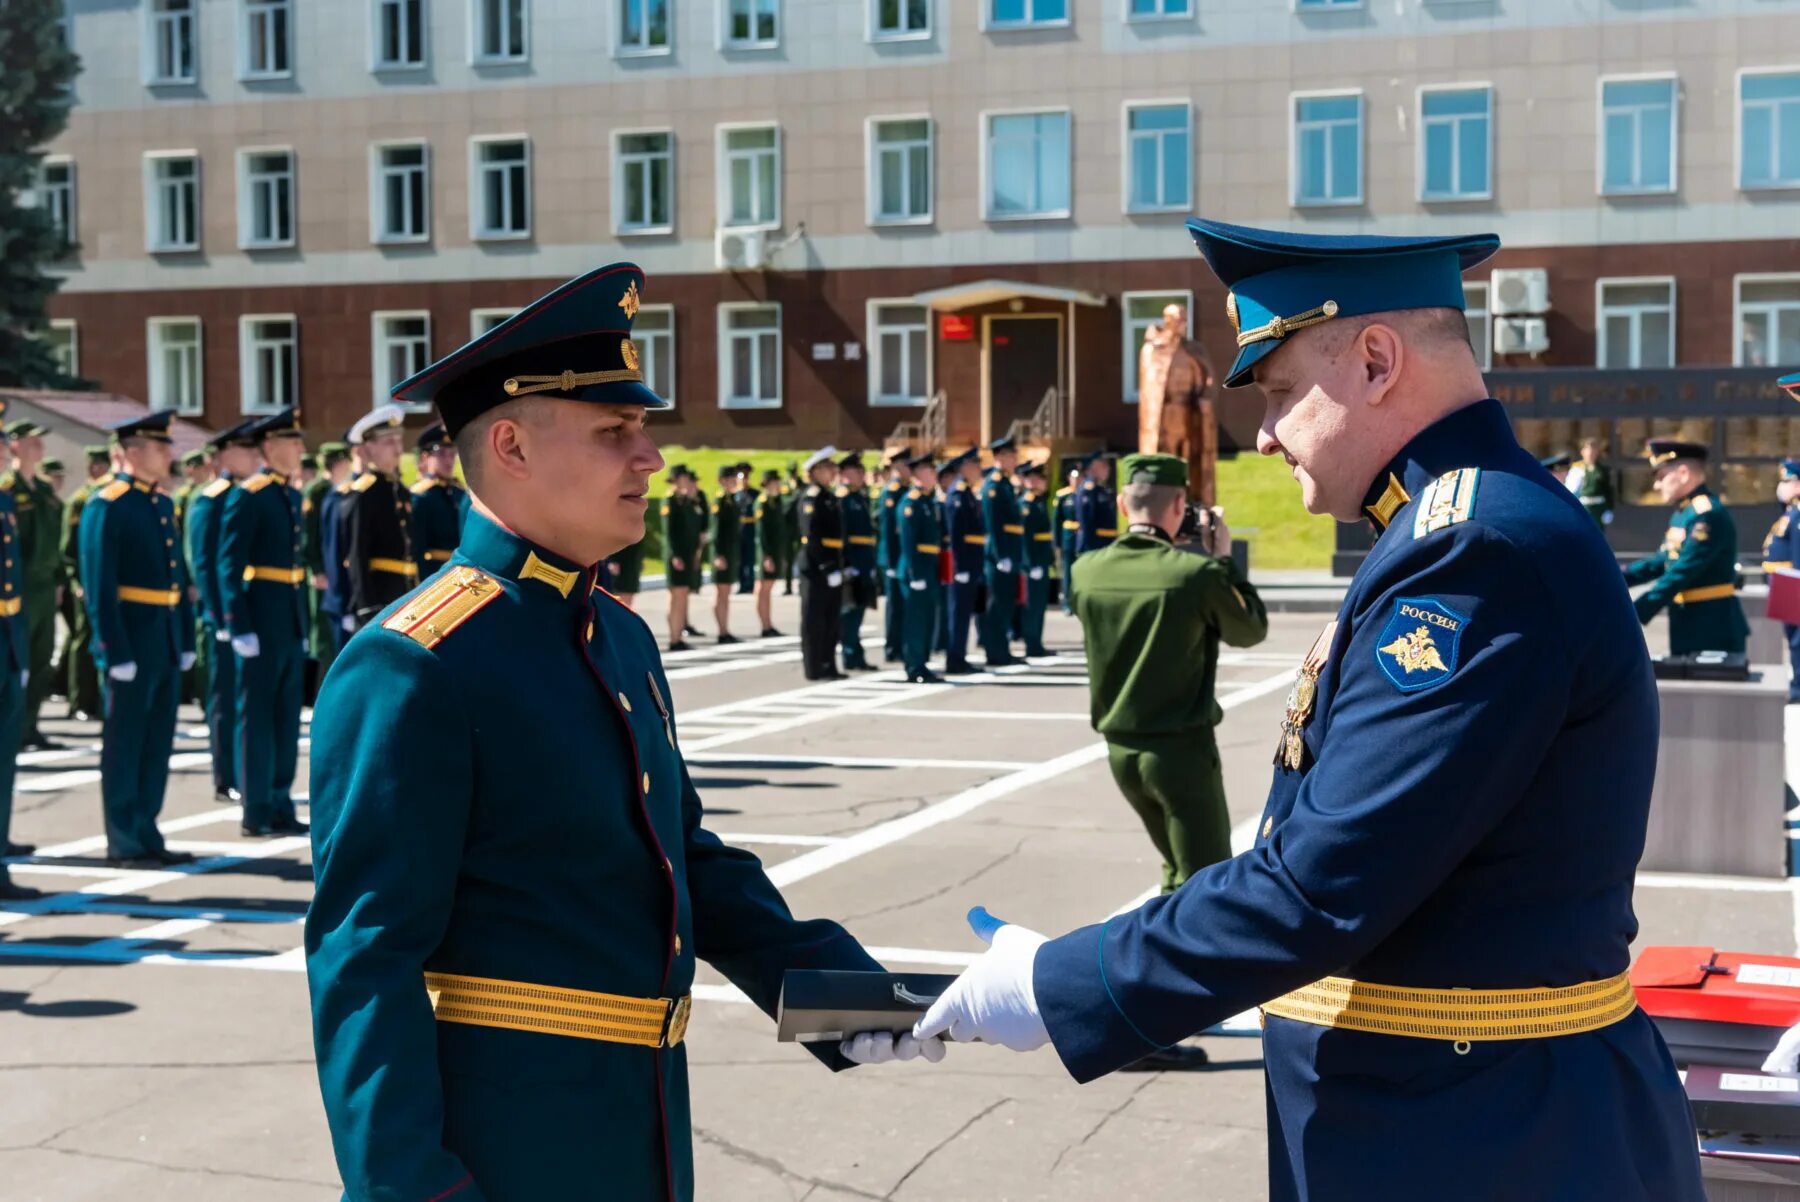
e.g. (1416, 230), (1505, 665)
(1376, 597), (1468, 693)
(1412, 468), (1481, 539)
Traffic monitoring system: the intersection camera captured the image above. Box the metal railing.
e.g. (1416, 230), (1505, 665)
(1003, 385), (1067, 449)
(886, 388), (947, 455)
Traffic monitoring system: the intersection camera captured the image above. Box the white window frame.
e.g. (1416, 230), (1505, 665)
(237, 146), (297, 250)
(866, 114), (934, 227)
(717, 302), (783, 410)
(1294, 0), (1363, 9)
(866, 299), (931, 408)
(144, 0), (198, 85)
(39, 156), (76, 254)
(980, 0), (1070, 31)
(1596, 73), (1679, 197)
(1416, 83), (1493, 203)
(55, 0), (72, 50)
(1737, 66), (1800, 193)
(46, 319), (79, 378)
(1123, 0), (1190, 21)
(716, 122), (781, 231)
(470, 307), (519, 337)
(633, 302), (676, 407)
(146, 317), (205, 416)
(373, 310), (433, 410)
(1290, 88), (1364, 208)
(143, 150), (202, 254)
(1594, 277), (1676, 369)
(868, 0), (930, 42)
(370, 140), (432, 245)
(371, 0), (428, 71)
(469, 0), (529, 64)
(617, 0), (672, 56)
(613, 128), (675, 236)
(1463, 282), (1491, 372)
(469, 135), (532, 241)
(1121, 100), (1192, 215)
(980, 106), (1073, 223)
(238, 314), (298, 416)
(1120, 290), (1194, 405)
(238, 0), (293, 81)
(721, 0), (779, 49)
(1732, 273), (1800, 367)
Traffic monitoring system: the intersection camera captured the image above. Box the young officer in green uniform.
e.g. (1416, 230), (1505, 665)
(306, 264), (937, 1202)
(753, 469), (784, 637)
(1053, 459), (1082, 614)
(410, 421), (468, 577)
(60, 445), (112, 720)
(302, 440), (351, 694)
(79, 411), (196, 867)
(1567, 436), (1615, 528)
(895, 454), (944, 684)
(219, 408), (309, 838)
(186, 420), (258, 803)
(0, 399), (40, 892)
(836, 452), (877, 671)
(709, 463), (742, 644)
(1624, 438), (1749, 656)
(660, 465), (705, 651)
(977, 437), (1024, 667)
(780, 465), (801, 596)
(877, 453), (910, 662)
(5, 420), (64, 749)
(1018, 462), (1054, 658)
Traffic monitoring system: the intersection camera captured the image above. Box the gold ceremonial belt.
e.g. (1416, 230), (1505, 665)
(1062, 521), (1080, 530)
(1766, 560), (1794, 573)
(0, 597), (19, 617)
(424, 549), (454, 562)
(819, 538), (845, 549)
(1033, 533), (1054, 541)
(1096, 528), (1118, 537)
(848, 536), (876, 546)
(243, 566), (305, 585)
(1262, 972), (1635, 1047)
(963, 535), (988, 545)
(502, 368), (643, 397)
(118, 586), (180, 607)
(914, 544), (941, 554)
(425, 971), (692, 1049)
(1673, 583), (1737, 605)
(369, 558), (420, 577)
(1235, 300), (1341, 349)
(1002, 524), (1025, 534)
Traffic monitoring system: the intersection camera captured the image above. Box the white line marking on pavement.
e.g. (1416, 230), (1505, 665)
(17, 751), (214, 794)
(16, 742), (103, 766)
(715, 833), (842, 847)
(26, 806), (246, 860)
(666, 653), (804, 681)
(871, 708), (1091, 722)
(1635, 872), (1797, 893)
(681, 672), (947, 753)
(685, 752), (1034, 772)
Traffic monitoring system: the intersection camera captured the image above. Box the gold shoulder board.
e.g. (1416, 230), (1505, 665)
(1691, 494), (1714, 515)
(97, 479), (131, 502)
(203, 478), (233, 498)
(352, 474), (378, 493)
(410, 478), (440, 495)
(1412, 468), (1481, 540)
(241, 474), (275, 494)
(381, 567), (501, 651)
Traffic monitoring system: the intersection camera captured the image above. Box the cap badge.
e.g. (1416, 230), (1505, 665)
(621, 339), (640, 372)
(619, 280), (642, 319)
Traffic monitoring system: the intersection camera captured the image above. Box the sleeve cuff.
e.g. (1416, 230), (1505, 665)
(1033, 920), (1163, 1084)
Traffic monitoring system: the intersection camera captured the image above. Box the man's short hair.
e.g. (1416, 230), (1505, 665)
(1317, 307), (1473, 361)
(455, 397), (549, 491)
(1120, 481), (1184, 518)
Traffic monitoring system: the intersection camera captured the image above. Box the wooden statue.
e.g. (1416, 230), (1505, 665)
(1136, 303), (1218, 505)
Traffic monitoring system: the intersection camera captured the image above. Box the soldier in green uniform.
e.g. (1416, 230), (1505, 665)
(753, 469), (784, 637)
(837, 452), (877, 671)
(1054, 459), (1081, 614)
(1567, 436), (1616, 528)
(709, 464), (742, 644)
(61, 445), (112, 720)
(660, 465), (705, 651)
(174, 449), (212, 707)
(603, 537), (646, 607)
(302, 440), (352, 695)
(1073, 453), (1268, 894)
(977, 437), (1024, 668)
(0, 399), (37, 888)
(172, 449), (210, 529)
(1762, 458), (1800, 703)
(876, 453), (910, 662)
(780, 464), (802, 596)
(187, 420), (259, 803)
(796, 448), (846, 681)
(895, 454), (944, 684)
(5, 421), (65, 749)
(1624, 438), (1749, 656)
(410, 422), (469, 577)
(1018, 462), (1054, 658)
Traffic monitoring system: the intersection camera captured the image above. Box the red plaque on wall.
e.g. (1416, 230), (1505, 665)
(940, 315), (974, 342)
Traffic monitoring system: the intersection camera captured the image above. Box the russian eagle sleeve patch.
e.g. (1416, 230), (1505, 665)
(1375, 596), (1468, 692)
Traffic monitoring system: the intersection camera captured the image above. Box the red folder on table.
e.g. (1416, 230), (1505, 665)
(1632, 947), (1800, 1067)
(1769, 569), (1800, 625)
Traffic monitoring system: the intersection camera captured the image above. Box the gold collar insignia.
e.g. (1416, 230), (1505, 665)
(1365, 474), (1411, 531)
(519, 551), (579, 598)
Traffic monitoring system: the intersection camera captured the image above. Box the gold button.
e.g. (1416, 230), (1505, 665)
(1261, 815), (1273, 839)
(641, 771), (650, 793)
(673, 935), (682, 954)
(664, 857), (672, 872)
(619, 692), (632, 712)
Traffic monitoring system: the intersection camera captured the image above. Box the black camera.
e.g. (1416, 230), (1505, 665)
(1177, 502), (1211, 543)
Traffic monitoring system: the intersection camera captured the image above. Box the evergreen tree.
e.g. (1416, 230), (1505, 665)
(0, 0), (82, 388)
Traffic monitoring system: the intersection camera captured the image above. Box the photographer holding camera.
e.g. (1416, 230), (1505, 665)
(1072, 453), (1268, 895)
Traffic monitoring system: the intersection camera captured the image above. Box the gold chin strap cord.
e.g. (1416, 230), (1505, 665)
(503, 368), (644, 397)
(1236, 299), (1341, 349)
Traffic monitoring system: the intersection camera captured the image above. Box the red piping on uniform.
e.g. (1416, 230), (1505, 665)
(423, 1174), (473, 1202)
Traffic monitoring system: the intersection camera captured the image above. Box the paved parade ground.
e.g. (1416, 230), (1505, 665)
(2, 589), (1798, 1201)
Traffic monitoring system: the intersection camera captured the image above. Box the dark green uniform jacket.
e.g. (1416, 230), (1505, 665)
(1568, 459), (1615, 526)
(1623, 485), (1749, 655)
(754, 491), (784, 580)
(660, 492), (706, 589)
(411, 476), (469, 577)
(710, 491), (741, 585)
(306, 512), (881, 1202)
(1072, 528), (1269, 735)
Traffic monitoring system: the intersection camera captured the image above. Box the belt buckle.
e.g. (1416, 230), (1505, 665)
(661, 994), (692, 1048)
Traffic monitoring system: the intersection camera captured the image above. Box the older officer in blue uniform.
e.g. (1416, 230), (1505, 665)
(0, 399), (38, 898)
(306, 265), (938, 1202)
(942, 449), (984, 675)
(185, 419), (259, 804)
(80, 411), (197, 868)
(410, 421), (468, 577)
(915, 222), (1703, 1202)
(1073, 453), (1118, 559)
(978, 436), (1025, 668)
(895, 453), (944, 685)
(219, 408), (309, 838)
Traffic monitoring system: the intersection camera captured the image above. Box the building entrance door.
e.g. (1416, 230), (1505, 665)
(985, 316), (1060, 443)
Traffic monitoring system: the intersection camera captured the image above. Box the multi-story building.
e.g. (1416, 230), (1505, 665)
(35, 0), (1800, 542)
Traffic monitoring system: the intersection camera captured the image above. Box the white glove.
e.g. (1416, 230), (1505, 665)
(909, 580), (927, 592)
(1764, 1023), (1800, 1074)
(913, 917), (1050, 1053)
(827, 571), (844, 588)
(17, 670), (26, 689)
(179, 651), (196, 671)
(108, 662), (138, 683)
(341, 615), (356, 633)
(847, 568), (860, 579)
(886, 569), (897, 579)
(214, 629), (231, 644)
(954, 572), (970, 584)
(1028, 567), (1045, 581)
(839, 1030), (947, 1066)
(231, 634), (261, 659)
(997, 558), (1013, 573)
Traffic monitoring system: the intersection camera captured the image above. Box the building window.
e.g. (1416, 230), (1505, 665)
(240, 0), (292, 78)
(147, 318), (203, 416)
(872, 0), (929, 39)
(46, 320), (78, 378)
(719, 125), (779, 229)
(724, 0), (777, 48)
(374, 312), (432, 407)
(1121, 291), (1193, 403)
(1293, 92), (1362, 206)
(148, 0), (197, 84)
(39, 159), (75, 255)
(1737, 277), (1800, 367)
(471, 137), (531, 239)
(55, 0), (71, 48)
(1741, 70), (1800, 191)
(239, 149), (296, 249)
(869, 117), (932, 225)
(1419, 86), (1491, 202)
(470, 307), (518, 337)
(1600, 77), (1677, 195)
(634, 304), (675, 405)
(619, 0), (669, 53)
(1124, 103), (1190, 213)
(1127, 0), (1188, 18)
(145, 153), (201, 253)
(472, 0), (527, 62)
(239, 316), (297, 414)
(868, 301), (928, 406)
(985, 110), (1071, 220)
(374, 0), (426, 68)
(372, 142), (430, 243)
(719, 304), (781, 409)
(986, 0), (1066, 29)
(1597, 279), (1675, 369)
(1296, 0), (1361, 7)
(615, 131), (673, 234)
(1463, 282), (1491, 372)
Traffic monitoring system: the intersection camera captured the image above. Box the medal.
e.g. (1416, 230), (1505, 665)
(1274, 622), (1336, 771)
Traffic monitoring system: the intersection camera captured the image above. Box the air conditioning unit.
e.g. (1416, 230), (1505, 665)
(1494, 316), (1549, 357)
(715, 227), (766, 272)
(1490, 268), (1550, 316)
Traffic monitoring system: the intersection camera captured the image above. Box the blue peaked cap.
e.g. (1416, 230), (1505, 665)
(392, 262), (671, 437)
(1780, 371), (1800, 401)
(1185, 219), (1501, 388)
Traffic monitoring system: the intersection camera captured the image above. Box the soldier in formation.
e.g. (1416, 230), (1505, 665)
(977, 437), (1024, 668)
(186, 419), (259, 803)
(1566, 435), (1616, 528)
(795, 448), (845, 680)
(753, 469), (785, 638)
(1018, 461), (1054, 659)
(5, 420), (64, 750)
(877, 452), (910, 663)
(409, 421), (468, 578)
(1624, 438), (1749, 656)
(941, 450), (984, 675)
(337, 405), (416, 636)
(60, 444), (113, 720)
(710, 464), (742, 644)
(734, 460), (757, 596)
(301, 440), (351, 693)
(660, 465), (705, 652)
(836, 452), (877, 671)
(894, 452), (943, 685)
(0, 400), (39, 897)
